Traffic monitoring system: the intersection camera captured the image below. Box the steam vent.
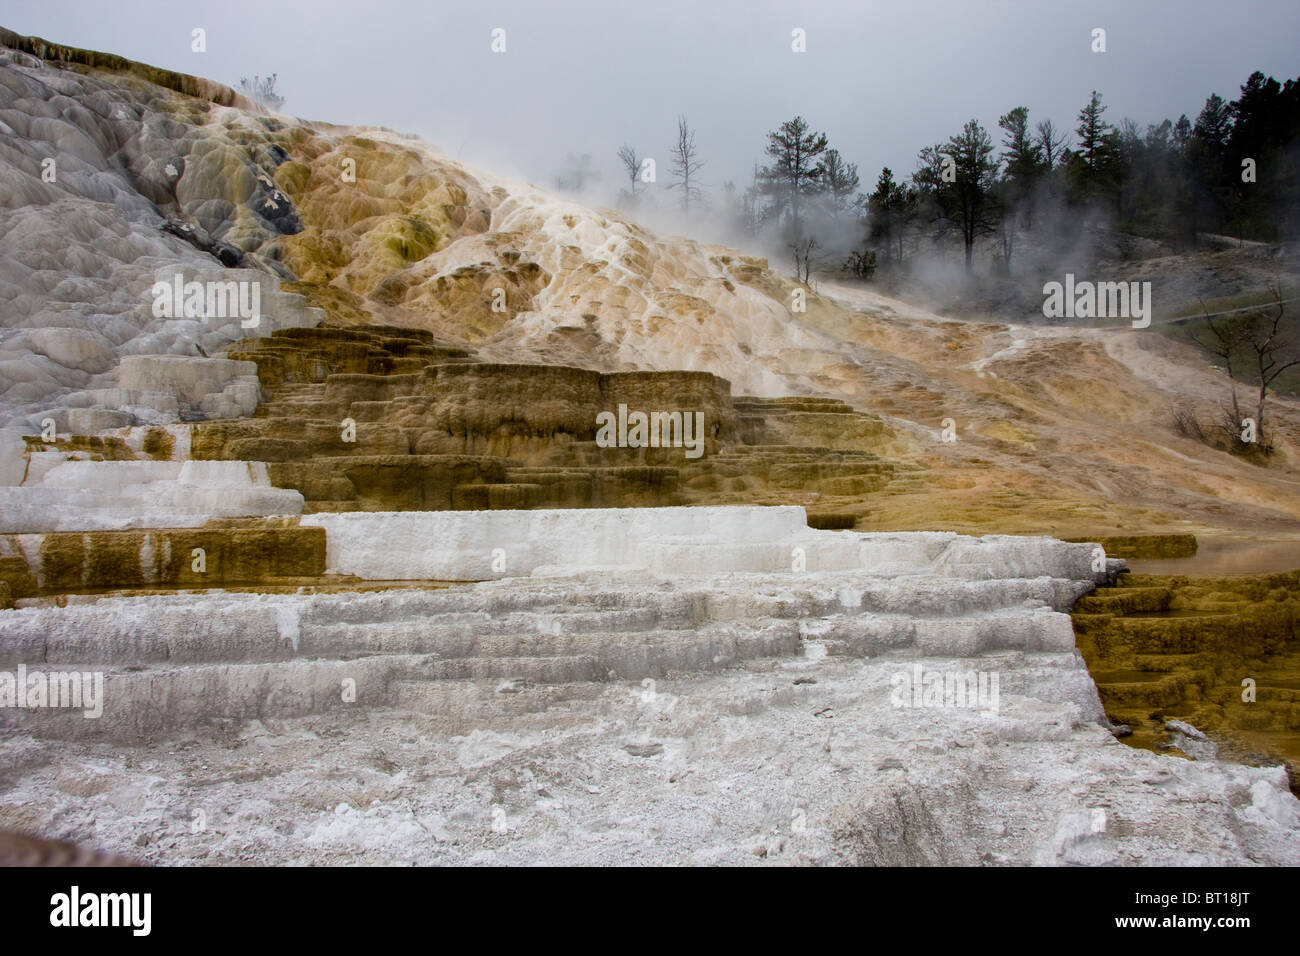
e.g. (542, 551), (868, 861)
(0, 24), (1297, 869)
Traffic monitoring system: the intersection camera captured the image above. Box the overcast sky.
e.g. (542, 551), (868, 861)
(4, 0), (1298, 204)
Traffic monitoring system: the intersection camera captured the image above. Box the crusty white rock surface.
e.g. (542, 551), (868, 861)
(0, 506), (1294, 865)
(0, 457), (303, 531)
(299, 506), (1108, 583)
(0, 590), (1295, 865)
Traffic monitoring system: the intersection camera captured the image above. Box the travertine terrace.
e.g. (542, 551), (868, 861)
(0, 28), (1298, 866)
(3, 503), (1298, 865)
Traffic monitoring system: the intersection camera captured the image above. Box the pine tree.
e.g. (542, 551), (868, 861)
(914, 119), (999, 272)
(822, 149), (861, 212)
(759, 116), (829, 236)
(999, 107), (1043, 186)
(997, 106), (1044, 248)
(868, 167), (917, 264)
(1072, 90), (1121, 204)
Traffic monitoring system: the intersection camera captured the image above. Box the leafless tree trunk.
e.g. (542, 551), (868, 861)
(998, 208), (1014, 271)
(1190, 296), (1247, 439)
(1243, 281), (1300, 446)
(555, 153), (600, 193)
(790, 237), (818, 284)
(668, 116), (705, 214)
(617, 144), (641, 197)
(1033, 119), (1068, 171)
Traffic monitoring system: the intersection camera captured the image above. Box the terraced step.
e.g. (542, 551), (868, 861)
(182, 322), (920, 513)
(1073, 586), (1175, 616)
(0, 654), (400, 737)
(1088, 672), (1188, 708)
(263, 383), (327, 399)
(452, 483), (545, 510)
(721, 444), (848, 456)
(269, 455), (509, 510)
(881, 476), (928, 491)
(733, 397), (857, 414)
(0, 513), (1110, 741)
(259, 400), (345, 420)
(0, 615), (804, 737)
(0, 521), (325, 600)
(1101, 613), (1243, 654)
(302, 500), (364, 513)
(0, 553), (1094, 740)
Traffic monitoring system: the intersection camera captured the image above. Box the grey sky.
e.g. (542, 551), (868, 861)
(3, 0), (1298, 205)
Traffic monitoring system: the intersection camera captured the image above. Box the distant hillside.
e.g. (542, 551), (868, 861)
(3, 27), (1300, 538)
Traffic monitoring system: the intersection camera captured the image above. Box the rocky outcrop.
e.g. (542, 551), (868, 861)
(0, 35), (325, 432)
(0, 27), (256, 109)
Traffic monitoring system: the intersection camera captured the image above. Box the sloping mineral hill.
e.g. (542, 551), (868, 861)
(3, 26), (1300, 537)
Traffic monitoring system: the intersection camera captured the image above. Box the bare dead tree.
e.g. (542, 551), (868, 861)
(667, 115), (705, 214)
(1033, 119), (1068, 171)
(1190, 295), (1248, 444)
(1189, 282), (1300, 453)
(617, 144), (641, 198)
(239, 74), (284, 110)
(1170, 404), (1205, 442)
(741, 163), (764, 236)
(1241, 280), (1300, 447)
(790, 236), (818, 285)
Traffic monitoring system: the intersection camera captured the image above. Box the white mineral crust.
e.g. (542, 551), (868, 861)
(0, 506), (1294, 865)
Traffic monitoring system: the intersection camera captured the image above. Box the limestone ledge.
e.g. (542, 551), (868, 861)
(0, 505), (1119, 738)
(299, 506), (1120, 587)
(0, 458), (303, 533)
